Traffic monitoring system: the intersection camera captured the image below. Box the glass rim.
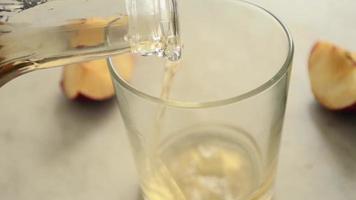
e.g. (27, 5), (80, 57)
(108, 0), (294, 109)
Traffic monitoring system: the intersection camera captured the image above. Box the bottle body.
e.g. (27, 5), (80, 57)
(0, 0), (180, 86)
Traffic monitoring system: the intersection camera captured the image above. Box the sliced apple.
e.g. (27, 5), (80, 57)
(61, 17), (133, 101)
(61, 53), (133, 101)
(308, 41), (356, 111)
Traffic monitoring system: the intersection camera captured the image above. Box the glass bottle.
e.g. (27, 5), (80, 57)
(0, 0), (180, 86)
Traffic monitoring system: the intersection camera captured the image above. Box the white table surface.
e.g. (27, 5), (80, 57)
(0, 0), (355, 200)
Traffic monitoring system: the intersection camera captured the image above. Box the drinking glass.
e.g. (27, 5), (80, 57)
(108, 0), (294, 200)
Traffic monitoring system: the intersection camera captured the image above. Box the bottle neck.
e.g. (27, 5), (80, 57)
(126, 0), (181, 61)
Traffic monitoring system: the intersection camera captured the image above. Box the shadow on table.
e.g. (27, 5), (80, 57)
(46, 95), (117, 158)
(309, 102), (356, 176)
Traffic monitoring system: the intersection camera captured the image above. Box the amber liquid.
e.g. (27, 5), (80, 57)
(142, 129), (271, 200)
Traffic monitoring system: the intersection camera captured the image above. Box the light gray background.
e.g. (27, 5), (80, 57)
(0, 0), (355, 199)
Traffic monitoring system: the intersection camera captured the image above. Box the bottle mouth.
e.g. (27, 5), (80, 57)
(125, 0), (182, 61)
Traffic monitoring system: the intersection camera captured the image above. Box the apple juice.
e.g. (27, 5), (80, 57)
(140, 125), (275, 200)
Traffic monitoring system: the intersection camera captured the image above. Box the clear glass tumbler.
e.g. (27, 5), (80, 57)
(109, 0), (294, 200)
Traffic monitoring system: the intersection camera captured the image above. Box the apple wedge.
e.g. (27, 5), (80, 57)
(308, 41), (356, 111)
(61, 54), (133, 101)
(61, 17), (132, 101)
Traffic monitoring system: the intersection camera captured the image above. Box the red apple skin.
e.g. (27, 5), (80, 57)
(60, 54), (133, 102)
(337, 104), (356, 113)
(60, 81), (114, 102)
(308, 41), (356, 112)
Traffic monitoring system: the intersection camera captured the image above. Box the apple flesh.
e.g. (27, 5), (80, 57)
(61, 17), (132, 101)
(65, 17), (128, 48)
(308, 41), (356, 111)
(61, 54), (133, 101)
